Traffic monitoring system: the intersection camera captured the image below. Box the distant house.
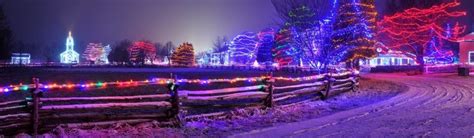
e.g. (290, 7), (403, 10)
(458, 32), (474, 64)
(10, 53), (31, 65)
(365, 42), (417, 67)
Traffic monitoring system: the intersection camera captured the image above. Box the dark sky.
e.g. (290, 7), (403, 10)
(2, 0), (474, 54)
(3, 0), (279, 53)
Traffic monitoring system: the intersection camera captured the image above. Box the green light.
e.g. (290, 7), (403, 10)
(258, 85), (265, 91)
(21, 86), (29, 91)
(96, 82), (103, 87)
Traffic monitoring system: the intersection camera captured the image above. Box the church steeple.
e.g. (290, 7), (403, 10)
(60, 31), (79, 64)
(66, 31), (74, 50)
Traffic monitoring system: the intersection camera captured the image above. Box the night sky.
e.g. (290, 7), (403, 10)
(2, 0), (474, 56)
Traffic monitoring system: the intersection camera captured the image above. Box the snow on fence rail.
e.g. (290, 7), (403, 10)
(0, 71), (359, 136)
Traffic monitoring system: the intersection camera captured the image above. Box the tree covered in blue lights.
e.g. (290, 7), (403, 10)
(272, 0), (336, 70)
(274, 2), (317, 67)
(229, 32), (258, 65)
(332, 0), (377, 64)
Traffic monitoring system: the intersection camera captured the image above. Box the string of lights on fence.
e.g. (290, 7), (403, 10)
(0, 71), (358, 93)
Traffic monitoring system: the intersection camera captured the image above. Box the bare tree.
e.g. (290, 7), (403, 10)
(109, 40), (131, 65)
(212, 36), (229, 53)
(164, 41), (175, 66)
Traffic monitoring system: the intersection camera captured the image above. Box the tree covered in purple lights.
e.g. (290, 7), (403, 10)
(229, 32), (258, 65)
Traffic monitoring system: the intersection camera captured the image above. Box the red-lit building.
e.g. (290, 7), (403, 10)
(458, 32), (474, 64)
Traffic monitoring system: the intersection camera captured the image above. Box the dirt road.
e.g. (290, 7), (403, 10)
(234, 73), (474, 137)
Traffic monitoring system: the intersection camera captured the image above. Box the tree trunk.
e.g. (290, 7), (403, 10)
(346, 61), (352, 69)
(417, 56), (425, 73)
(353, 59), (360, 70)
(416, 46), (425, 73)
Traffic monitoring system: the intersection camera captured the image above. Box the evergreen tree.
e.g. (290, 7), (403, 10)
(332, 0), (377, 64)
(171, 42), (195, 66)
(273, 27), (300, 66)
(256, 28), (275, 66)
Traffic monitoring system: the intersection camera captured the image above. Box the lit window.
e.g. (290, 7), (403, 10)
(469, 51), (474, 64)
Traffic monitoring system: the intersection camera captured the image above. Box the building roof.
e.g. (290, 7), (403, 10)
(458, 32), (474, 42)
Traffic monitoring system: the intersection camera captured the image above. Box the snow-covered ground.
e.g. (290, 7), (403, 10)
(235, 73), (474, 137)
(13, 73), (409, 137)
(15, 73), (472, 137)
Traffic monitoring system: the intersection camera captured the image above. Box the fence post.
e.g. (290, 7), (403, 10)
(263, 72), (274, 108)
(322, 74), (333, 100)
(30, 77), (42, 137)
(167, 73), (181, 127)
(351, 71), (359, 92)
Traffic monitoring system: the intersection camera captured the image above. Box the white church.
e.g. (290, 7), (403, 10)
(60, 31), (80, 64)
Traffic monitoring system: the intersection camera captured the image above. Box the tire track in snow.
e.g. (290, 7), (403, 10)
(234, 73), (474, 137)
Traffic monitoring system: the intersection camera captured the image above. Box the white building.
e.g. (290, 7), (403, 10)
(60, 31), (80, 64)
(210, 51), (230, 66)
(365, 43), (417, 67)
(10, 53), (30, 65)
(369, 53), (416, 67)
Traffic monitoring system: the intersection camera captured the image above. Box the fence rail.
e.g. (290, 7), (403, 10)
(0, 71), (359, 136)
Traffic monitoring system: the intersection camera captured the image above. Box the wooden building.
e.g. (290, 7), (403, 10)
(458, 32), (474, 64)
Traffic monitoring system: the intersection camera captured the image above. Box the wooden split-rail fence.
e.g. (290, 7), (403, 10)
(0, 71), (359, 136)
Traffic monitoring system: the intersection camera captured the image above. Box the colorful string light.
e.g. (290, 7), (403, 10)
(273, 27), (300, 66)
(256, 28), (276, 65)
(0, 71), (358, 93)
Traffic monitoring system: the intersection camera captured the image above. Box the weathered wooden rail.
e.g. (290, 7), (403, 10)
(0, 71), (359, 136)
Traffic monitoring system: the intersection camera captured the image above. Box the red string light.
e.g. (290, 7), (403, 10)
(377, 0), (466, 57)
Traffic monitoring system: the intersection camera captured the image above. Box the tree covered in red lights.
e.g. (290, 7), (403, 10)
(377, 0), (466, 70)
(128, 41), (156, 64)
(171, 42), (195, 66)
